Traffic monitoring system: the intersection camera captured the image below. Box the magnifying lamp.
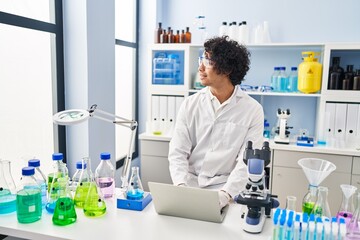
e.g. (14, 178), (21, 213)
(53, 104), (137, 192)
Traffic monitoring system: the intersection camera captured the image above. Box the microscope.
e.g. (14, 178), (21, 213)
(235, 141), (279, 233)
(274, 108), (293, 144)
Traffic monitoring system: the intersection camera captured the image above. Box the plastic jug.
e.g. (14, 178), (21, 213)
(298, 51), (322, 93)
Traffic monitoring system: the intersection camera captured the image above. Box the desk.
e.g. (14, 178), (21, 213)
(0, 196), (273, 240)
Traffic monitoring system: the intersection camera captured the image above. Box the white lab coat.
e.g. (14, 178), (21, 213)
(168, 86), (264, 198)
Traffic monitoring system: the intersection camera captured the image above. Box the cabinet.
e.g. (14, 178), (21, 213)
(141, 43), (360, 208)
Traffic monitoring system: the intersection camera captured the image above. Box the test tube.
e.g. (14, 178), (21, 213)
(272, 208), (281, 240)
(308, 214), (315, 240)
(301, 213), (309, 240)
(331, 217), (339, 240)
(316, 217), (323, 240)
(286, 211), (294, 240)
(339, 218), (346, 240)
(294, 214), (301, 240)
(324, 218), (331, 240)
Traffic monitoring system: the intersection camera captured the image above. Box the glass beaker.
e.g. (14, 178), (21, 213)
(285, 196), (297, 211)
(126, 166), (144, 200)
(311, 186), (331, 219)
(302, 184), (318, 215)
(52, 177), (77, 226)
(82, 157), (106, 217)
(347, 192), (360, 239)
(0, 160), (17, 214)
(337, 184), (357, 225)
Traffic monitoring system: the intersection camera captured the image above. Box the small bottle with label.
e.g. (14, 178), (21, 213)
(95, 152), (115, 198)
(16, 167), (42, 223)
(287, 67), (298, 92)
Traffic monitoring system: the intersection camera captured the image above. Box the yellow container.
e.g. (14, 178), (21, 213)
(298, 51), (322, 93)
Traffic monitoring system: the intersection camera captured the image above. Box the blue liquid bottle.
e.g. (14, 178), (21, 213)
(28, 159), (47, 209)
(288, 67), (298, 92)
(277, 66), (289, 92)
(271, 67), (280, 92)
(0, 160), (17, 214)
(16, 167), (42, 223)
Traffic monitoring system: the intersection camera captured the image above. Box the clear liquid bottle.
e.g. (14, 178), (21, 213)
(28, 159), (47, 209)
(347, 192), (360, 239)
(95, 152), (115, 198)
(83, 157), (106, 217)
(73, 160), (91, 208)
(126, 166), (144, 200)
(52, 177), (76, 226)
(287, 67), (298, 92)
(46, 153), (68, 214)
(0, 159), (17, 214)
(271, 67), (280, 92)
(311, 186), (331, 219)
(337, 184), (357, 225)
(16, 167), (42, 223)
(302, 184), (318, 215)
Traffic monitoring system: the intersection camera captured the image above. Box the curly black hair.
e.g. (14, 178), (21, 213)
(204, 36), (251, 86)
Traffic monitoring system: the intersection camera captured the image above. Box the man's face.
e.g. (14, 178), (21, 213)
(198, 52), (227, 87)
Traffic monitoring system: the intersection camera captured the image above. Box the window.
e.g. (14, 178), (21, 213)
(0, 1), (64, 181)
(114, 0), (139, 168)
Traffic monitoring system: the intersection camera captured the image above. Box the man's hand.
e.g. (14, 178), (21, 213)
(218, 190), (231, 208)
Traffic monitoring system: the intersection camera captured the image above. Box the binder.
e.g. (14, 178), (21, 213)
(167, 96), (176, 124)
(334, 103), (347, 143)
(357, 104), (360, 137)
(325, 103), (336, 139)
(345, 104), (358, 145)
(175, 96), (185, 120)
(159, 96), (168, 124)
(151, 95), (160, 122)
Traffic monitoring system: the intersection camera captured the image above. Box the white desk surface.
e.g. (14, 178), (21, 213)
(0, 194), (273, 240)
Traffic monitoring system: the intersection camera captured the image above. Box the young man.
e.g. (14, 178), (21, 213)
(168, 36), (264, 208)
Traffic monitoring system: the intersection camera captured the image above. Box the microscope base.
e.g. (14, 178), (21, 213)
(241, 208), (266, 234)
(274, 136), (290, 144)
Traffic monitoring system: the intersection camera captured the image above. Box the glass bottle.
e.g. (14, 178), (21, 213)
(328, 56), (344, 90)
(302, 184), (318, 215)
(347, 192), (360, 239)
(46, 153), (68, 214)
(277, 66), (288, 92)
(52, 177), (77, 226)
(28, 159), (47, 209)
(71, 160), (89, 193)
(271, 67), (280, 92)
(287, 67), (298, 92)
(311, 186), (331, 219)
(73, 160), (91, 208)
(95, 152), (115, 198)
(180, 29), (186, 43)
(16, 167), (42, 223)
(337, 184), (357, 225)
(285, 196), (297, 211)
(168, 29), (174, 43)
(263, 120), (271, 140)
(354, 69), (360, 90)
(160, 29), (168, 44)
(154, 22), (162, 43)
(345, 65), (354, 90)
(185, 27), (191, 43)
(0, 159), (17, 214)
(83, 157), (106, 217)
(126, 166), (144, 200)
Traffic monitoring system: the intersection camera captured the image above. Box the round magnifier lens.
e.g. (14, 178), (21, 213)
(53, 109), (90, 125)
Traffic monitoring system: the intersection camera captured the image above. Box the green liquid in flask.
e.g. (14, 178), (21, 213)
(16, 189), (42, 223)
(52, 197), (77, 226)
(74, 182), (90, 208)
(302, 201), (315, 215)
(83, 184), (106, 217)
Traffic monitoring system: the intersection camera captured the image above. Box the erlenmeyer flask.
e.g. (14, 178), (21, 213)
(0, 160), (17, 214)
(302, 184), (318, 215)
(126, 166), (144, 200)
(311, 186), (331, 219)
(73, 159), (91, 208)
(82, 157), (106, 217)
(337, 184), (357, 225)
(52, 177), (77, 226)
(347, 192), (360, 239)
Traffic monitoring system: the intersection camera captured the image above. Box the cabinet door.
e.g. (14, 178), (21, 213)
(141, 155), (172, 191)
(351, 174), (360, 190)
(272, 166), (350, 214)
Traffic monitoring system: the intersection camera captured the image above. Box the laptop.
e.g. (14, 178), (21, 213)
(148, 182), (229, 223)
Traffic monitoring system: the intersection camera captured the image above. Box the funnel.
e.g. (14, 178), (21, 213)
(341, 184), (357, 199)
(298, 158), (336, 186)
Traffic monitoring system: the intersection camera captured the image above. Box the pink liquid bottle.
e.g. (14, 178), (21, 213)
(347, 191), (360, 239)
(337, 184), (357, 226)
(95, 152), (115, 198)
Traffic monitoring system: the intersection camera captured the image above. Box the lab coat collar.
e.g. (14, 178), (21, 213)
(199, 85), (245, 102)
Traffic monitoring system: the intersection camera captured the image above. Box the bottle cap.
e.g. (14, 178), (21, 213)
(22, 166), (35, 176)
(291, 67), (297, 71)
(242, 21), (247, 25)
(100, 152), (111, 160)
(52, 153), (63, 161)
(222, 22), (227, 25)
(264, 120), (270, 127)
(28, 159), (40, 167)
(76, 161), (87, 169)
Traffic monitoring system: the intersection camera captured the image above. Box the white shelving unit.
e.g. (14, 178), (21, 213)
(140, 43), (360, 197)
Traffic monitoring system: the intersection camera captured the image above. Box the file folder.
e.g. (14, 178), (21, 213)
(345, 104), (358, 145)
